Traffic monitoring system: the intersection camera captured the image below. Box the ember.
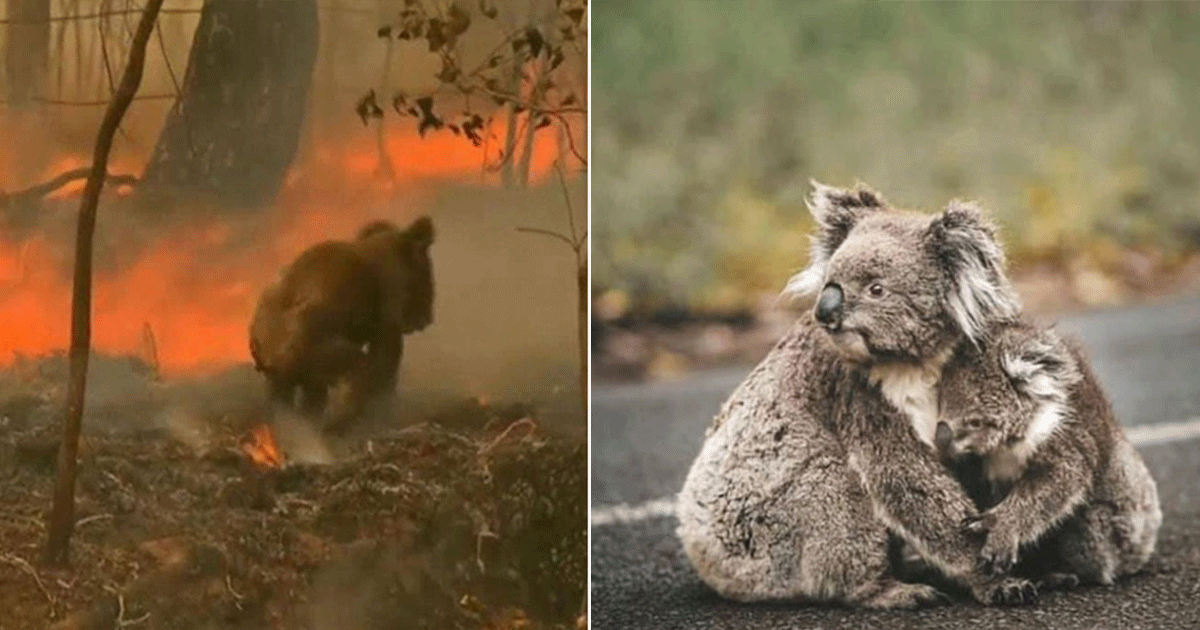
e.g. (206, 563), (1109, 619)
(241, 423), (285, 469)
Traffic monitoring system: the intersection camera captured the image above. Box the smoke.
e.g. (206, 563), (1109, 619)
(395, 180), (586, 435)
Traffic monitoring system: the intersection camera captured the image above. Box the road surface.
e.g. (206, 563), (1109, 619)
(591, 295), (1200, 630)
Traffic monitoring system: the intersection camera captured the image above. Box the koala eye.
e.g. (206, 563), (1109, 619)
(867, 282), (885, 298)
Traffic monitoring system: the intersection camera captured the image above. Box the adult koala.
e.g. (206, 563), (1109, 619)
(676, 182), (1036, 608)
(249, 216), (435, 433)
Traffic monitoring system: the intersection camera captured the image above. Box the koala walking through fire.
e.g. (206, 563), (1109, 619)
(249, 216), (435, 434)
(932, 318), (1161, 589)
(678, 182), (1049, 608)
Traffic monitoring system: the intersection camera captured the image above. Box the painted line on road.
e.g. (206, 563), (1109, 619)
(591, 416), (1200, 527)
(1125, 416), (1200, 446)
(590, 497), (677, 528)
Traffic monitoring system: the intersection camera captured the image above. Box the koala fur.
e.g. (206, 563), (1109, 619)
(249, 216), (435, 433)
(676, 182), (1038, 608)
(933, 319), (1162, 586)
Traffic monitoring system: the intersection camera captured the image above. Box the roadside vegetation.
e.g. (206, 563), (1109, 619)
(593, 0), (1200, 319)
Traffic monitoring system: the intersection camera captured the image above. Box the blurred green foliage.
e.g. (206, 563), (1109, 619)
(592, 0), (1200, 315)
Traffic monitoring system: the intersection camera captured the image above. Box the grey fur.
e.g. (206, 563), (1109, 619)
(935, 319), (1162, 585)
(677, 182), (1037, 608)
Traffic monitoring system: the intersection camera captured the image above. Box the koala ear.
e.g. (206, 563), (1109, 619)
(406, 216), (434, 249)
(781, 180), (886, 300)
(1001, 333), (1081, 403)
(357, 220), (398, 240)
(924, 200), (1021, 343)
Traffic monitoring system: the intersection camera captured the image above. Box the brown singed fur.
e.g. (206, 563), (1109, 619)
(249, 216), (435, 433)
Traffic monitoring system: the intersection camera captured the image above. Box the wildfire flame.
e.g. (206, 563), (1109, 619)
(241, 423), (285, 469)
(0, 115), (577, 377)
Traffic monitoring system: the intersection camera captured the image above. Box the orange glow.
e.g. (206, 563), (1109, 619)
(0, 115), (581, 376)
(241, 423), (285, 469)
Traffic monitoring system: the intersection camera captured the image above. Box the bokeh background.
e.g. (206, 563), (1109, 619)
(593, 0), (1200, 380)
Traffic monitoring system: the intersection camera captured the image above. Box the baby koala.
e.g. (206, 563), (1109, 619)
(934, 318), (1161, 587)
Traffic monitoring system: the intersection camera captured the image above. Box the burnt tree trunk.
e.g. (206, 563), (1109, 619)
(136, 0), (318, 213)
(3, 0), (50, 106)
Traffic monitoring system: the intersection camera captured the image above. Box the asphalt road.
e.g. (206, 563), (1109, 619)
(591, 294), (1200, 630)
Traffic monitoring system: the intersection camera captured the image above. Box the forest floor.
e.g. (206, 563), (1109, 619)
(0, 355), (586, 630)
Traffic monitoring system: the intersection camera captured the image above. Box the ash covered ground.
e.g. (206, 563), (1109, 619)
(0, 351), (586, 630)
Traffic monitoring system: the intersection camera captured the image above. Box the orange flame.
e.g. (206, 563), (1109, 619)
(0, 115), (580, 377)
(241, 423), (284, 469)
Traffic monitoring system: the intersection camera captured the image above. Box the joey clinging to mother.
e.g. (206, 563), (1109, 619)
(786, 182), (1022, 445)
(677, 182), (1040, 609)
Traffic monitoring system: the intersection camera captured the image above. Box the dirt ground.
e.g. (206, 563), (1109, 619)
(0, 354), (586, 630)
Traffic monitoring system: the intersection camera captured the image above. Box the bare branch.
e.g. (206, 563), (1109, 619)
(516, 226), (575, 248)
(1, 553), (54, 604)
(0, 167), (137, 206)
(0, 94), (177, 107)
(0, 7), (198, 25)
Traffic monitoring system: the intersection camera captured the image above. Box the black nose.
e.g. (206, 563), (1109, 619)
(814, 284), (843, 327)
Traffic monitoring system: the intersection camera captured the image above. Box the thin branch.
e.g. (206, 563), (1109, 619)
(0, 94), (177, 107)
(96, 4), (132, 144)
(0, 167), (137, 205)
(515, 226), (574, 248)
(554, 161), (581, 247)
(154, 16), (192, 154)
(0, 7), (198, 25)
(1, 553), (54, 604)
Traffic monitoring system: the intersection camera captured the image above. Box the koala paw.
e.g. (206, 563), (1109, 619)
(979, 527), (1020, 576)
(974, 576), (1039, 606)
(1037, 572), (1081, 591)
(962, 510), (997, 536)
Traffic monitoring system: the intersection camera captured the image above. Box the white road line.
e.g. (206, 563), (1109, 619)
(1125, 417), (1200, 446)
(590, 497), (677, 527)
(591, 416), (1200, 527)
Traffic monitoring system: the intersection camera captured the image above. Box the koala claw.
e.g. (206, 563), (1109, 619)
(962, 511), (996, 535)
(998, 578), (1039, 605)
(976, 577), (1039, 606)
(979, 529), (1019, 576)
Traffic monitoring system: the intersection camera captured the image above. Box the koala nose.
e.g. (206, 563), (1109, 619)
(814, 284), (844, 328)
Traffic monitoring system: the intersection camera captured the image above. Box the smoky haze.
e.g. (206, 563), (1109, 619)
(0, 0), (587, 438)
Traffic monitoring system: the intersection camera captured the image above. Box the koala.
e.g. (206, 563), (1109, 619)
(676, 182), (1038, 608)
(933, 318), (1161, 587)
(249, 216), (435, 433)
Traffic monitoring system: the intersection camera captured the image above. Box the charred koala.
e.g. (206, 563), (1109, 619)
(249, 216), (435, 433)
(677, 182), (1038, 608)
(933, 319), (1161, 587)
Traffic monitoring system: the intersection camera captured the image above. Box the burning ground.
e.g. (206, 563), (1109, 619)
(0, 352), (586, 630)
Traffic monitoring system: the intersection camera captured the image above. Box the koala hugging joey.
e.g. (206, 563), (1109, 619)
(935, 318), (1161, 589)
(249, 216), (435, 434)
(677, 182), (1047, 608)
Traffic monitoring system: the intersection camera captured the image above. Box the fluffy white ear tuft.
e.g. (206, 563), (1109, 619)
(1002, 333), (1081, 447)
(780, 180), (886, 302)
(925, 200), (1021, 342)
(1002, 334), (1081, 402)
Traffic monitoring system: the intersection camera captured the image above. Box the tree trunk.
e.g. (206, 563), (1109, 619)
(3, 0), (50, 106)
(136, 0), (319, 213)
(516, 58), (544, 188)
(577, 257), (587, 416)
(44, 0), (164, 567)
